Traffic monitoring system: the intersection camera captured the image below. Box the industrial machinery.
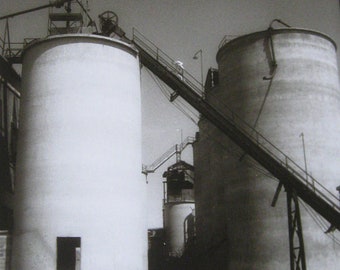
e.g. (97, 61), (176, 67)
(48, 0), (84, 35)
(142, 136), (195, 176)
(0, 0), (96, 64)
(0, 31), (21, 270)
(0, 0), (71, 21)
(162, 161), (195, 258)
(143, 137), (195, 269)
(130, 27), (340, 227)
(0, 2), (340, 269)
(130, 27), (340, 270)
(0, 73), (19, 270)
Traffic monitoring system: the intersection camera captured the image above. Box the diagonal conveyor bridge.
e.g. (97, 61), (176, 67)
(128, 29), (340, 231)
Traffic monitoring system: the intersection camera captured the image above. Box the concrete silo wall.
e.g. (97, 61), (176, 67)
(12, 35), (147, 270)
(194, 28), (340, 269)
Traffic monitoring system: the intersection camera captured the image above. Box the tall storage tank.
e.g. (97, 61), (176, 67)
(12, 35), (147, 270)
(194, 28), (340, 269)
(162, 161), (195, 258)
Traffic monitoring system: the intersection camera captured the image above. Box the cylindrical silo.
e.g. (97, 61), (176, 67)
(194, 28), (340, 269)
(163, 203), (195, 257)
(12, 34), (147, 270)
(163, 161), (195, 259)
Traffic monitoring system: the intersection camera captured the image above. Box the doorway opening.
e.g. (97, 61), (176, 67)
(57, 237), (81, 270)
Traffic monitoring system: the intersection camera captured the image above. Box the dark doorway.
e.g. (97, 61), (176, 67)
(57, 237), (81, 270)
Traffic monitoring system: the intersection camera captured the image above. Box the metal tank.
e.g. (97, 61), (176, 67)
(194, 28), (340, 269)
(163, 204), (195, 257)
(163, 161), (195, 258)
(12, 34), (147, 270)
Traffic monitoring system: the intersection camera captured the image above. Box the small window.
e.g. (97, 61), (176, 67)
(57, 237), (81, 270)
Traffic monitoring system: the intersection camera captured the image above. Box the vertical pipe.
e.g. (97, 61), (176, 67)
(299, 133), (308, 183)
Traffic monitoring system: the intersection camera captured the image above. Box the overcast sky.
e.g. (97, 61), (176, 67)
(1, 0), (339, 228)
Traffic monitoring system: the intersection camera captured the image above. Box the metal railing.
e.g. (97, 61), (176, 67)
(132, 28), (204, 97)
(1, 38), (38, 61)
(1, 21), (34, 62)
(132, 28), (340, 214)
(142, 136), (195, 175)
(208, 97), (340, 212)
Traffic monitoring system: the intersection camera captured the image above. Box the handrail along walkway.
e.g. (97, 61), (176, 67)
(131, 29), (340, 230)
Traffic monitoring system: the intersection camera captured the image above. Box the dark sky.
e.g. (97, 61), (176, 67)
(1, 0), (339, 228)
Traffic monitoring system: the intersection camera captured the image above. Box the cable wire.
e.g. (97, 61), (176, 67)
(145, 68), (199, 125)
(299, 199), (340, 246)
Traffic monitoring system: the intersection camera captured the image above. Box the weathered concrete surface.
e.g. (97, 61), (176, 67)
(194, 29), (340, 270)
(12, 35), (147, 270)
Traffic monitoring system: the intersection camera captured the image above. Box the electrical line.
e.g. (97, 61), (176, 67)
(145, 68), (199, 125)
(299, 199), (340, 246)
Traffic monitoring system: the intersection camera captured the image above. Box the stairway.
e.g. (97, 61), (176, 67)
(130, 29), (340, 230)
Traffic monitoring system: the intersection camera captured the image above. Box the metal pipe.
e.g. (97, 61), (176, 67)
(299, 132), (308, 183)
(0, 0), (71, 21)
(193, 49), (204, 91)
(75, 0), (96, 28)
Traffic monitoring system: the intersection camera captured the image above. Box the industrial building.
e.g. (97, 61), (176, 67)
(0, 0), (340, 269)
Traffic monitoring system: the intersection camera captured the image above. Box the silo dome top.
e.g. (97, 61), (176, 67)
(216, 28), (337, 62)
(23, 34), (138, 58)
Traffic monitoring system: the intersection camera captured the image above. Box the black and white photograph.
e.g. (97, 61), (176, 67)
(0, 1), (339, 269)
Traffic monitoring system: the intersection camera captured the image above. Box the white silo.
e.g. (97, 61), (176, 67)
(194, 28), (340, 269)
(12, 34), (147, 270)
